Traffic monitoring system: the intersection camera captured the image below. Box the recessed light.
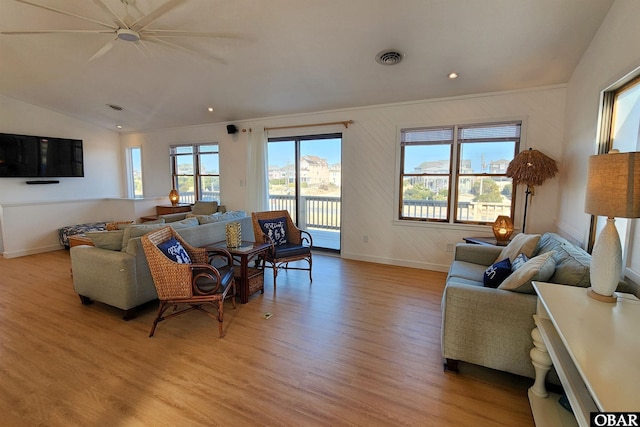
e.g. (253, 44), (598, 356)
(448, 72), (459, 79)
(208, 107), (214, 112)
(116, 125), (123, 129)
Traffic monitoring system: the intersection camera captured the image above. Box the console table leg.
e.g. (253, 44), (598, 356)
(529, 326), (551, 398)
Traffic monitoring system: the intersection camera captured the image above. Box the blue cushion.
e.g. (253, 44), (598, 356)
(157, 237), (192, 264)
(273, 243), (311, 258)
(258, 217), (288, 245)
(483, 257), (512, 288)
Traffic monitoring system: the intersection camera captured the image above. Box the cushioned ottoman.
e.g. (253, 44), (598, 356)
(59, 222), (107, 248)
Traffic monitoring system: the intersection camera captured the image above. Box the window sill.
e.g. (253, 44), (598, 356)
(392, 219), (497, 233)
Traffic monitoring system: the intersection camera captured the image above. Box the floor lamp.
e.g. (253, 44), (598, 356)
(584, 150), (640, 303)
(506, 148), (558, 233)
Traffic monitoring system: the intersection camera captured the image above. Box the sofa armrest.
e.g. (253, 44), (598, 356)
(70, 245), (148, 311)
(441, 280), (538, 378)
(454, 243), (503, 265)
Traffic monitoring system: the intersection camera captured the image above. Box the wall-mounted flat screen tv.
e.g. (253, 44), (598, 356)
(0, 132), (84, 178)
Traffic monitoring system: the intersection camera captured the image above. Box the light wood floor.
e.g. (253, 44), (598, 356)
(0, 250), (534, 426)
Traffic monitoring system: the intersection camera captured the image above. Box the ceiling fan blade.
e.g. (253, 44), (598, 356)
(144, 36), (226, 64)
(0, 29), (114, 35)
(131, 0), (187, 32)
(88, 37), (116, 62)
(92, 0), (129, 29)
(132, 39), (151, 57)
(14, 0), (117, 30)
(142, 30), (240, 39)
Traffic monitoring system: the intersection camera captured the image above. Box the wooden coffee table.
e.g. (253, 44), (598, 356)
(202, 241), (271, 303)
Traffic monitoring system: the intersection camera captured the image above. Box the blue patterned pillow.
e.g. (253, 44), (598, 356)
(157, 237), (192, 264)
(258, 217), (288, 245)
(511, 253), (529, 271)
(483, 257), (512, 288)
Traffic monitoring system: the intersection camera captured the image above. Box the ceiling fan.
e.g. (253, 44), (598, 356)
(1, 0), (235, 62)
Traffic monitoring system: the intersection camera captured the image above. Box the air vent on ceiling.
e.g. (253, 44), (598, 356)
(375, 50), (403, 66)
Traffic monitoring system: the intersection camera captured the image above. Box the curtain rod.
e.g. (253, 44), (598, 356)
(264, 120), (354, 132)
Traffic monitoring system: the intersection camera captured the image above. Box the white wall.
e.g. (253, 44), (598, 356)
(559, 0), (640, 282)
(0, 95), (125, 255)
(123, 86), (567, 272)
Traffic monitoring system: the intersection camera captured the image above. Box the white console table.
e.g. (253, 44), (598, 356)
(528, 282), (640, 427)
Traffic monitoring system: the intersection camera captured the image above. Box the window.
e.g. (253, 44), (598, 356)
(399, 121), (520, 224)
(126, 147), (143, 198)
(170, 143), (219, 203)
(590, 74), (640, 256)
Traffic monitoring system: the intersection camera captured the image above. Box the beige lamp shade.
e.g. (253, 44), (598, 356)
(584, 150), (640, 303)
(169, 189), (180, 206)
(585, 151), (640, 218)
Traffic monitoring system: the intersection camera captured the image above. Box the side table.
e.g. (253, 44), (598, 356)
(202, 241), (271, 303)
(156, 204), (192, 215)
(463, 236), (509, 246)
(68, 235), (95, 248)
(529, 282), (640, 426)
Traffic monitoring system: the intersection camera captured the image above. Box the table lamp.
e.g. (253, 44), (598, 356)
(584, 150), (640, 303)
(169, 189), (180, 206)
(492, 215), (514, 245)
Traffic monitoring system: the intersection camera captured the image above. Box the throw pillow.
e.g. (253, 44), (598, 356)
(85, 230), (124, 251)
(106, 220), (133, 231)
(483, 258), (512, 288)
(196, 213), (223, 224)
(169, 217), (199, 229)
(192, 201), (218, 216)
(498, 251), (556, 294)
(120, 223), (166, 251)
(258, 217), (288, 245)
(157, 237), (192, 264)
(495, 233), (541, 263)
(511, 253), (529, 271)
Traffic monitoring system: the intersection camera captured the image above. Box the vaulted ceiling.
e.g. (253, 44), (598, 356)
(0, 0), (613, 132)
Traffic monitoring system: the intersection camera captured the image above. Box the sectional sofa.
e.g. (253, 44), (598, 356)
(70, 211), (253, 318)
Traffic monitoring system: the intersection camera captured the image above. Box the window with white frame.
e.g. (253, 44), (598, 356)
(170, 143), (220, 203)
(399, 121), (520, 224)
(126, 146), (143, 198)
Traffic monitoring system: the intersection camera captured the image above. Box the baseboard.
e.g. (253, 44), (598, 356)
(340, 251), (450, 272)
(3, 244), (63, 259)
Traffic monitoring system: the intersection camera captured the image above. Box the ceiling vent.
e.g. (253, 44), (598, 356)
(107, 104), (124, 111)
(375, 50), (403, 66)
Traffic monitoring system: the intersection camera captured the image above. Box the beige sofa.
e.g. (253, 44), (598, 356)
(70, 211), (253, 318)
(441, 232), (637, 379)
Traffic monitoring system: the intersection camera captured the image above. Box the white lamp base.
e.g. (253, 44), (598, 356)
(587, 287), (617, 303)
(588, 217), (622, 303)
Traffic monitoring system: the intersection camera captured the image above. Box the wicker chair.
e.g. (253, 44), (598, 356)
(251, 210), (312, 288)
(141, 226), (236, 338)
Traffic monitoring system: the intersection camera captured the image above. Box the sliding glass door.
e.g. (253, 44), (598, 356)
(267, 134), (342, 251)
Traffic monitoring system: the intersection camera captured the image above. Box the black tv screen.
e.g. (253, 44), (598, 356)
(0, 133), (83, 178)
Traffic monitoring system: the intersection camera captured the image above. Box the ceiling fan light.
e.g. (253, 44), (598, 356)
(117, 29), (140, 42)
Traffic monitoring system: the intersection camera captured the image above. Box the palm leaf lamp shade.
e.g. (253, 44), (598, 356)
(584, 150), (640, 303)
(506, 148), (558, 232)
